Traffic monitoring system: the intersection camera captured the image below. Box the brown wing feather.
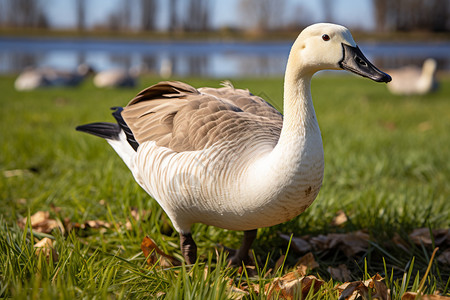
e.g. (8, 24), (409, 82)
(121, 81), (283, 152)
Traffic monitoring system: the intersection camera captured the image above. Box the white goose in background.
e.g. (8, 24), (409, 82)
(14, 64), (94, 91)
(93, 67), (140, 88)
(77, 23), (391, 265)
(387, 58), (438, 96)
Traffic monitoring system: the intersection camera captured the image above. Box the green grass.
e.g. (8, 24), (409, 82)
(0, 74), (449, 299)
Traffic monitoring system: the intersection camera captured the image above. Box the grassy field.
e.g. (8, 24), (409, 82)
(0, 74), (449, 299)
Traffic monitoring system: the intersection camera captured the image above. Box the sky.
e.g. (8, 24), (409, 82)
(45, 0), (375, 31)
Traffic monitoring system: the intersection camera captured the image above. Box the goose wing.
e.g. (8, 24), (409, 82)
(121, 81), (283, 152)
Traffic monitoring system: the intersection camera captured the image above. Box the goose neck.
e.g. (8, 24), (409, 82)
(280, 66), (318, 141)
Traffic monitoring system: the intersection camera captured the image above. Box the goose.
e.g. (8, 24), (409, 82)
(387, 58), (438, 96)
(93, 67), (139, 88)
(14, 64), (94, 91)
(159, 58), (173, 79)
(76, 23), (391, 265)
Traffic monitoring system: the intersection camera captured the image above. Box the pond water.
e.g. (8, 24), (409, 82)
(0, 37), (449, 77)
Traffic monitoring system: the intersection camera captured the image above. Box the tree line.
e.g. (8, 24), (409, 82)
(0, 0), (448, 32)
(374, 0), (448, 32)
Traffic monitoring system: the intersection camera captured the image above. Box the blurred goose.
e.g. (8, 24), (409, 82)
(93, 67), (140, 88)
(387, 58), (438, 95)
(159, 58), (173, 79)
(14, 64), (94, 91)
(77, 23), (391, 265)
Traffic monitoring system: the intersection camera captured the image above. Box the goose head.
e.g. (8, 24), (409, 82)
(289, 23), (391, 83)
(422, 58), (437, 77)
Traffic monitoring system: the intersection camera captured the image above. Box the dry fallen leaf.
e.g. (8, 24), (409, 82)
(130, 207), (151, 221)
(295, 252), (319, 276)
(337, 281), (368, 300)
(402, 292), (450, 300)
(229, 285), (249, 299)
(126, 207), (153, 230)
(34, 237), (58, 262)
(19, 211), (63, 234)
(409, 228), (450, 247)
(371, 275), (388, 300)
(422, 295), (450, 299)
(141, 236), (181, 267)
(392, 233), (410, 252)
(401, 291), (417, 300)
(278, 232), (311, 254)
(437, 248), (450, 265)
(337, 274), (387, 300)
(3, 169), (31, 177)
(274, 254), (286, 272)
(85, 220), (111, 229)
(279, 230), (369, 257)
(266, 273), (324, 299)
(332, 210), (348, 226)
(328, 264), (352, 282)
(310, 231), (370, 257)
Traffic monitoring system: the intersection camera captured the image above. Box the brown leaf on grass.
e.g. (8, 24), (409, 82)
(337, 274), (387, 300)
(310, 230), (370, 257)
(19, 211), (63, 234)
(34, 237), (58, 262)
(49, 204), (62, 214)
(392, 233), (411, 252)
(141, 236), (181, 267)
(229, 285), (250, 299)
(125, 207), (152, 230)
(65, 220), (108, 234)
(237, 264), (258, 278)
(85, 220), (111, 229)
(422, 295), (450, 299)
(371, 275), (388, 300)
(278, 232), (311, 253)
(130, 207), (151, 222)
(337, 281), (368, 300)
(362, 273), (383, 288)
(265, 273), (324, 299)
(17, 198), (27, 205)
(279, 230), (369, 257)
(401, 291), (417, 300)
(403, 292), (450, 300)
(437, 248), (450, 265)
(295, 252), (319, 276)
(227, 279), (259, 299)
(3, 169), (32, 177)
(328, 264), (352, 282)
(409, 228), (450, 247)
(332, 210), (348, 226)
(274, 254), (286, 272)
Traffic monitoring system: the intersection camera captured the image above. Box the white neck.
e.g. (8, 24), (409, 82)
(279, 58), (319, 142)
(242, 54), (324, 219)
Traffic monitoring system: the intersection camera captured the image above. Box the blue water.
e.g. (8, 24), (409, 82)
(1, 37), (449, 77)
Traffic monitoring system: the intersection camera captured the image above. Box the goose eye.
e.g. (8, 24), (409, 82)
(322, 34), (330, 41)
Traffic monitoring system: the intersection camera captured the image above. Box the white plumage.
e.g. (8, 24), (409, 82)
(93, 68), (139, 88)
(77, 23), (391, 264)
(387, 58), (438, 95)
(14, 64), (94, 91)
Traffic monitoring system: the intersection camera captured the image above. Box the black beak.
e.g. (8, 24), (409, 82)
(339, 43), (391, 83)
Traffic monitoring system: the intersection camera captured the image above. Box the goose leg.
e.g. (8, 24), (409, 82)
(180, 233), (197, 264)
(229, 229), (257, 265)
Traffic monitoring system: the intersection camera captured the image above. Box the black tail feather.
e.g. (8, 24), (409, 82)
(76, 107), (139, 151)
(111, 107), (139, 151)
(76, 122), (121, 140)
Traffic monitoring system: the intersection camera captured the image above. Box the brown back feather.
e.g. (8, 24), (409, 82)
(122, 81), (283, 152)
